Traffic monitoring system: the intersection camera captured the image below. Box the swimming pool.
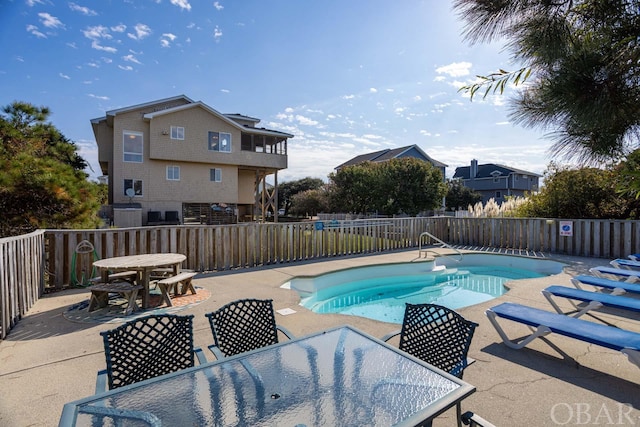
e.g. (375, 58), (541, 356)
(285, 253), (565, 324)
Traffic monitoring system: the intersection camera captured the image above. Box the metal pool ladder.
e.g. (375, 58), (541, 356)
(418, 231), (463, 263)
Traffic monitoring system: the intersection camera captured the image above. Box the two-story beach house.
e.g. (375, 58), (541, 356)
(91, 95), (293, 226)
(453, 159), (540, 204)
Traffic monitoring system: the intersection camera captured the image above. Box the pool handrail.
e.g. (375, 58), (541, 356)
(419, 231), (463, 263)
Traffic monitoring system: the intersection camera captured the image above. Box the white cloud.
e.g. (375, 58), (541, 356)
(420, 130), (432, 137)
(296, 115), (319, 126)
(26, 25), (46, 38)
(128, 24), (151, 40)
(436, 62), (472, 78)
(123, 54), (142, 64)
(59, 73), (70, 80)
(118, 65), (133, 71)
(213, 25), (222, 41)
(369, 88), (377, 93)
(111, 24), (126, 33)
(496, 121), (510, 126)
(26, 0), (45, 6)
(69, 3), (97, 16)
(38, 12), (64, 29)
(88, 94), (109, 100)
(170, 0), (192, 11)
(91, 40), (117, 53)
(213, 1), (224, 10)
(220, 89), (230, 93)
(342, 94), (355, 100)
(83, 25), (112, 40)
(413, 95), (422, 101)
(160, 33), (177, 47)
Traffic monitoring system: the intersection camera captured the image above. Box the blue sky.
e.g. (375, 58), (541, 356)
(1, 0), (552, 183)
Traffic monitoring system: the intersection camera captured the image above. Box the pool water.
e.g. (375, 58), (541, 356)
(288, 255), (564, 324)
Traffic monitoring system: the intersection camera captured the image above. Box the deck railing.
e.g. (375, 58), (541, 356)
(0, 230), (45, 340)
(3, 216), (640, 339)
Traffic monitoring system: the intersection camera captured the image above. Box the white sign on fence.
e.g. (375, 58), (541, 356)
(560, 220), (573, 237)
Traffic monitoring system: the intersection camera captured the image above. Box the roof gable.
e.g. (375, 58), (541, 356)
(336, 144), (447, 170)
(453, 162), (542, 179)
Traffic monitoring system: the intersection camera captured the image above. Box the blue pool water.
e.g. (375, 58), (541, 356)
(287, 254), (564, 324)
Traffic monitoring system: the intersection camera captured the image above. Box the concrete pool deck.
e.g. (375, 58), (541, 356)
(1, 248), (639, 426)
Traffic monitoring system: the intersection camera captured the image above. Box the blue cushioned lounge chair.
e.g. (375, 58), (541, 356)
(486, 302), (640, 369)
(571, 274), (640, 296)
(610, 258), (640, 270)
(542, 285), (640, 318)
(590, 266), (640, 283)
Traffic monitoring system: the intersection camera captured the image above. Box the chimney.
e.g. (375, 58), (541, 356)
(470, 159), (478, 179)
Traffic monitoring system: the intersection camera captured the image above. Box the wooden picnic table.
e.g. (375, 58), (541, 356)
(92, 253), (186, 309)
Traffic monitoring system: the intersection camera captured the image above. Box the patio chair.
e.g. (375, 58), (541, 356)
(571, 274), (640, 296)
(204, 298), (294, 359)
(382, 303), (478, 427)
(461, 411), (496, 427)
(97, 314), (206, 391)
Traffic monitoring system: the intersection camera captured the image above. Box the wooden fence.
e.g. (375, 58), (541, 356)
(428, 217), (640, 259)
(45, 218), (431, 289)
(3, 216), (640, 339)
(0, 230), (45, 340)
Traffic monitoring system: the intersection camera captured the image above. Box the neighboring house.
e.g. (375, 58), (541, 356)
(91, 95), (293, 226)
(335, 144), (447, 179)
(453, 159), (540, 204)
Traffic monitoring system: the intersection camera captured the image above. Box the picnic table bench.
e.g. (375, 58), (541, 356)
(88, 282), (143, 315)
(156, 272), (197, 307)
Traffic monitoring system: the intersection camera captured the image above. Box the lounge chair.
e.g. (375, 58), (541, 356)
(629, 254), (640, 261)
(590, 266), (640, 283)
(486, 302), (640, 368)
(571, 274), (640, 296)
(610, 258), (640, 270)
(542, 285), (640, 318)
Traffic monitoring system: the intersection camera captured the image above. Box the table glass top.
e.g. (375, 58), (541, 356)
(66, 327), (471, 427)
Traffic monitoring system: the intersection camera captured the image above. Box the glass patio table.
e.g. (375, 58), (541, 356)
(58, 325), (475, 427)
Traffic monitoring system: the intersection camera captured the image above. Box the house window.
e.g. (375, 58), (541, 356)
(171, 126), (184, 140)
(208, 132), (231, 152)
(123, 131), (143, 163)
(167, 165), (180, 181)
(495, 191), (502, 199)
(210, 168), (222, 182)
(124, 179), (143, 196)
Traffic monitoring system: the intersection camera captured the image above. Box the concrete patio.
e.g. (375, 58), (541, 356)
(1, 249), (639, 426)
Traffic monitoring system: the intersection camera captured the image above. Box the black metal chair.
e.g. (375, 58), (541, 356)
(383, 303), (478, 427)
(204, 298), (294, 359)
(96, 314), (206, 392)
(461, 411), (497, 427)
